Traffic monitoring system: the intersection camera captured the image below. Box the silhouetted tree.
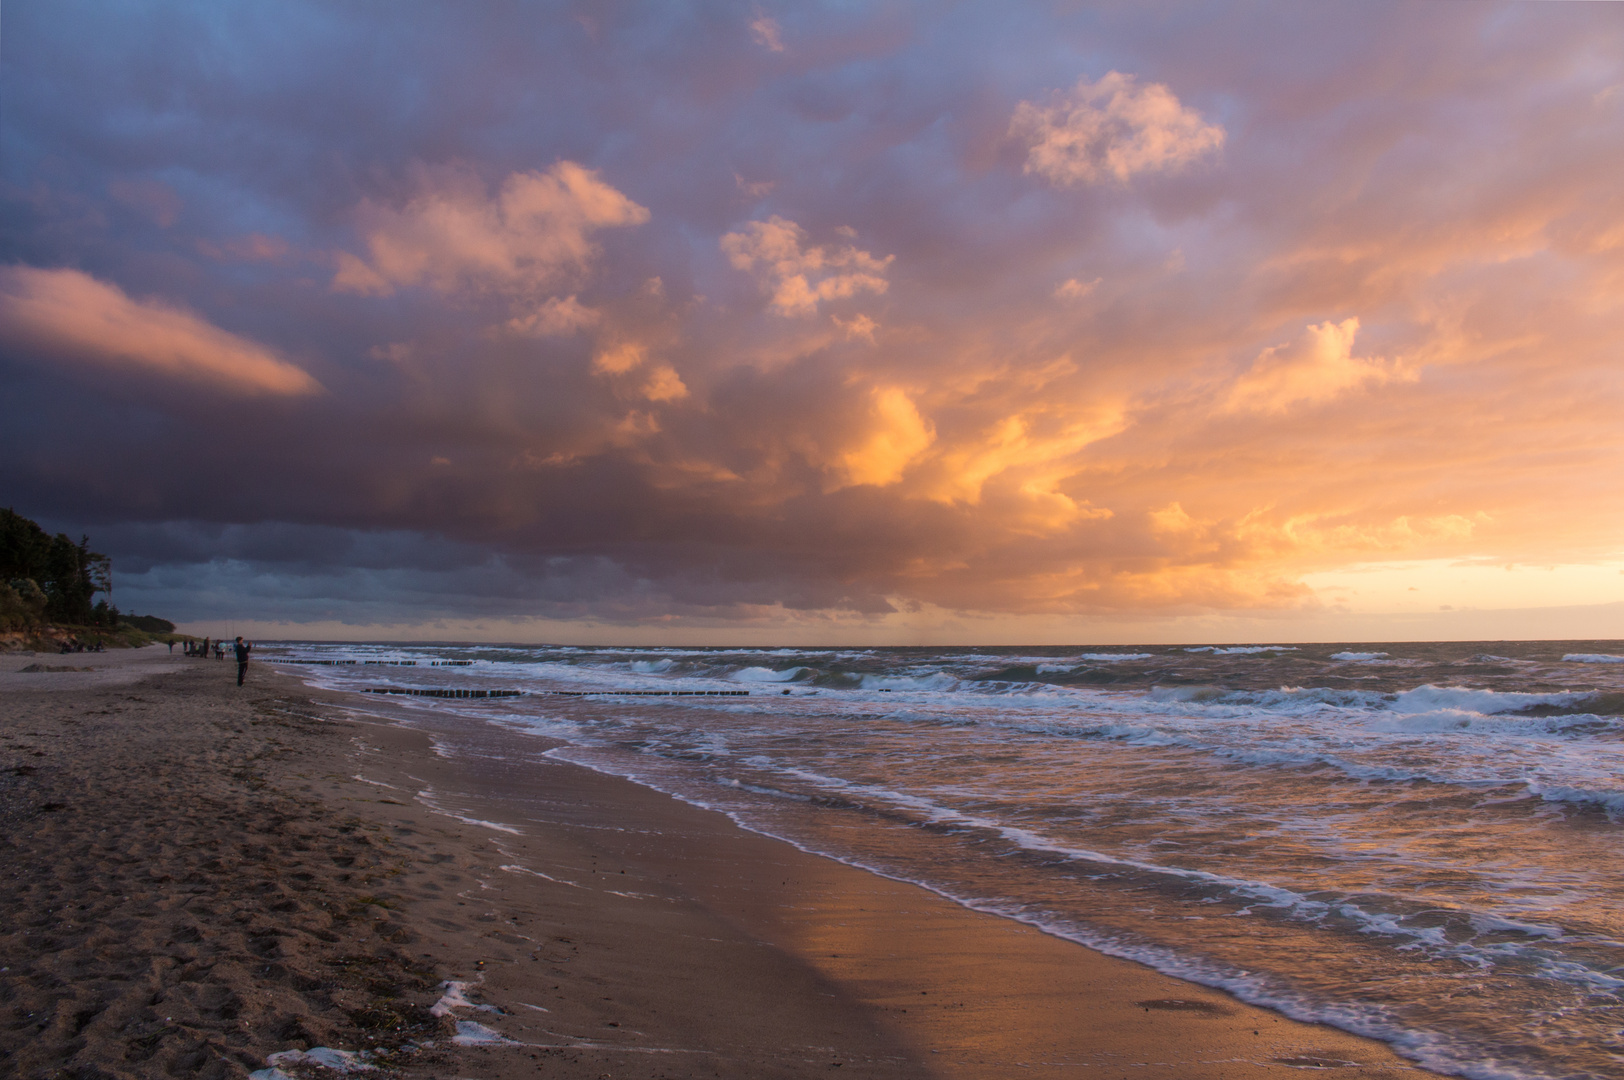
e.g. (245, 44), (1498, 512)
(0, 508), (112, 625)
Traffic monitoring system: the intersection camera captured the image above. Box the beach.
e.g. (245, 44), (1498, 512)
(2, 647), (1438, 1079)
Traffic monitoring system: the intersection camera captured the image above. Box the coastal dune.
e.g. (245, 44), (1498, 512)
(1, 650), (1433, 1078)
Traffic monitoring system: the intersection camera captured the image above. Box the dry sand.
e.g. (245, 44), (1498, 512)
(1, 649), (1440, 1079)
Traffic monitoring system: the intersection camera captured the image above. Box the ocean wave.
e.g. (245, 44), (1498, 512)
(1361, 711), (1623, 736)
(999, 718), (1181, 747)
(856, 671), (961, 692)
(1035, 654), (1154, 673)
(1142, 683), (1608, 721)
(941, 696), (1624, 797)
(1563, 653), (1624, 664)
(1184, 645), (1298, 654)
(540, 742), (1607, 1080)
(728, 665), (808, 683)
(1148, 685), (1386, 711)
(301, 640), (1624, 1080)
(1524, 781), (1624, 813)
(1387, 685), (1598, 716)
(677, 755), (1611, 974)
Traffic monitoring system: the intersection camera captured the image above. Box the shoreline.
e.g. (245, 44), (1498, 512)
(3, 648), (1441, 1078)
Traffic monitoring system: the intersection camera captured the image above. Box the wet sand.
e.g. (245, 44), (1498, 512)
(1, 649), (1438, 1079)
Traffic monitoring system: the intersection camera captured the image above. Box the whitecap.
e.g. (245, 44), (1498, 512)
(729, 665), (806, 683)
(1388, 685), (1594, 716)
(1524, 781), (1624, 813)
(857, 672), (960, 691)
(1184, 645), (1297, 654)
(1037, 654), (1154, 672)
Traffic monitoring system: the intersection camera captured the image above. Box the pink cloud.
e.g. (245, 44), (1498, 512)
(749, 12), (785, 52)
(1012, 72), (1224, 185)
(198, 233), (292, 262)
(333, 161), (649, 300)
(0, 266), (320, 396)
(504, 295), (601, 337)
(721, 216), (892, 316)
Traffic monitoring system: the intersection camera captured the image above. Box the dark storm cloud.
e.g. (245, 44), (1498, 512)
(3, 1), (1623, 634)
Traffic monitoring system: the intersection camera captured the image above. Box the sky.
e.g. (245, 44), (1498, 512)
(3, 1), (1623, 645)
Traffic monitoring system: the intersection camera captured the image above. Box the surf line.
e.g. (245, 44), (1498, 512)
(536, 689), (750, 697)
(361, 687), (751, 698)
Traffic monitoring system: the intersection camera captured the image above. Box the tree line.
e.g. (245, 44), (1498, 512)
(0, 508), (171, 632)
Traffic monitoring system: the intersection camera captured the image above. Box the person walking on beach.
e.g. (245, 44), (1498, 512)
(234, 636), (252, 686)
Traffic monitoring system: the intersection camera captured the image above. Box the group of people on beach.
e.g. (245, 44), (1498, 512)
(180, 637), (224, 659)
(170, 635), (254, 685)
(57, 639), (106, 654)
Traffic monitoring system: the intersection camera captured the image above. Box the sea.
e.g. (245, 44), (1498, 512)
(264, 639), (1624, 1080)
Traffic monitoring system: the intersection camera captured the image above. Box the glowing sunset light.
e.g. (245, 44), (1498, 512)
(2, 2), (1620, 642)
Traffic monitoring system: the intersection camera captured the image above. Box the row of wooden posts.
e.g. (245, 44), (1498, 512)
(266, 658), (473, 667)
(264, 657), (750, 697)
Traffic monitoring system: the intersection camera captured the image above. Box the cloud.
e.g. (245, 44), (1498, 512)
(1054, 277), (1100, 300)
(641, 363), (690, 402)
(197, 233), (291, 262)
(590, 341), (688, 403)
(915, 404), (1125, 521)
(107, 177), (181, 227)
(1012, 71), (1224, 185)
(721, 216), (892, 316)
(6, 2), (1624, 637)
(735, 173), (776, 198)
(592, 341), (648, 375)
(0, 266), (320, 395)
(1225, 318), (1411, 413)
(504, 295), (600, 336)
(832, 313), (877, 341)
(332, 161), (649, 298)
(833, 386), (934, 488)
(749, 12), (785, 52)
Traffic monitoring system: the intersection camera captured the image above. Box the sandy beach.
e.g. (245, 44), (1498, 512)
(1, 648), (1439, 1079)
